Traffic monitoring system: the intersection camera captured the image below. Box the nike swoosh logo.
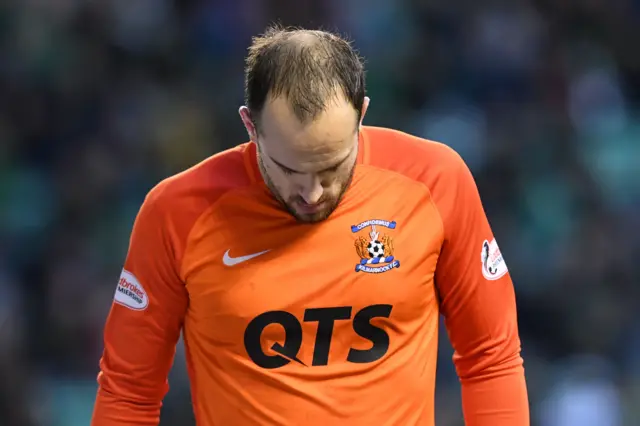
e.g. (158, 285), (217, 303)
(223, 249), (271, 266)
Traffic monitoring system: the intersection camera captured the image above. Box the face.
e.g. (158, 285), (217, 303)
(240, 95), (369, 223)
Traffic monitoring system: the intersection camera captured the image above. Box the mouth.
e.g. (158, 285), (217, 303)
(294, 200), (327, 214)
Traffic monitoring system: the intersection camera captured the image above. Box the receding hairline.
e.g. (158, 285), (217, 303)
(263, 89), (359, 119)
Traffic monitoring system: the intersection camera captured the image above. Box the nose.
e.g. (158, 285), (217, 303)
(299, 175), (324, 205)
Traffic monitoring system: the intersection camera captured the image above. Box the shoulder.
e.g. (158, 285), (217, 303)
(362, 126), (468, 194)
(141, 143), (256, 227)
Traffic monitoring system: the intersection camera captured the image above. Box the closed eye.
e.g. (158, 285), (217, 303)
(270, 153), (350, 175)
(280, 166), (296, 175)
(281, 164), (339, 175)
(271, 159), (301, 175)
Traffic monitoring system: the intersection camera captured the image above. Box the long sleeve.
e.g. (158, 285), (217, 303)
(432, 152), (530, 425)
(91, 187), (190, 426)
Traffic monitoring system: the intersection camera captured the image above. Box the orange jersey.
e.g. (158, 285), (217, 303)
(92, 126), (529, 426)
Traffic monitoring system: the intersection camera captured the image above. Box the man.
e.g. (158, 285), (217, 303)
(92, 25), (530, 425)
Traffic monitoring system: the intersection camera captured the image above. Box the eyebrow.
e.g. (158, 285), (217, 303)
(269, 149), (353, 174)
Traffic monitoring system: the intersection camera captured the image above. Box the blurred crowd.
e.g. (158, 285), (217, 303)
(1, 1), (639, 425)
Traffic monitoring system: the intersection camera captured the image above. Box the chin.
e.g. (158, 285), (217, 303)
(295, 212), (331, 223)
(290, 205), (336, 223)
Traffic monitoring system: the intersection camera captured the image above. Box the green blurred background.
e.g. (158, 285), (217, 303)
(0, 1), (639, 425)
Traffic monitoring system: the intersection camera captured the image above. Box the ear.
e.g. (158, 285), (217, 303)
(359, 96), (370, 126)
(239, 106), (258, 141)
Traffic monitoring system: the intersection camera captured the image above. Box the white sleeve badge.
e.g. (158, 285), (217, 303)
(481, 238), (509, 280)
(114, 269), (149, 310)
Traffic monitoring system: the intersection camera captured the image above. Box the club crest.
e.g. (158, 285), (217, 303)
(352, 219), (400, 274)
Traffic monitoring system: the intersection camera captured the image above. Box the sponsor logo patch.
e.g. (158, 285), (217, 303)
(481, 238), (508, 280)
(114, 269), (149, 310)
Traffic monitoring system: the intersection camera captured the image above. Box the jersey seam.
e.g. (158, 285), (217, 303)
(357, 164), (446, 241)
(177, 182), (267, 281)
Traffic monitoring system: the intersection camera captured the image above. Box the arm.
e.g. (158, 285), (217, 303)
(433, 153), (529, 425)
(92, 190), (189, 426)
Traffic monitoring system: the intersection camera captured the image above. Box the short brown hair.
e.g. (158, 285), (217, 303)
(244, 24), (366, 130)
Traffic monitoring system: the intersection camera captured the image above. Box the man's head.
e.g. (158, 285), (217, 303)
(239, 25), (369, 223)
